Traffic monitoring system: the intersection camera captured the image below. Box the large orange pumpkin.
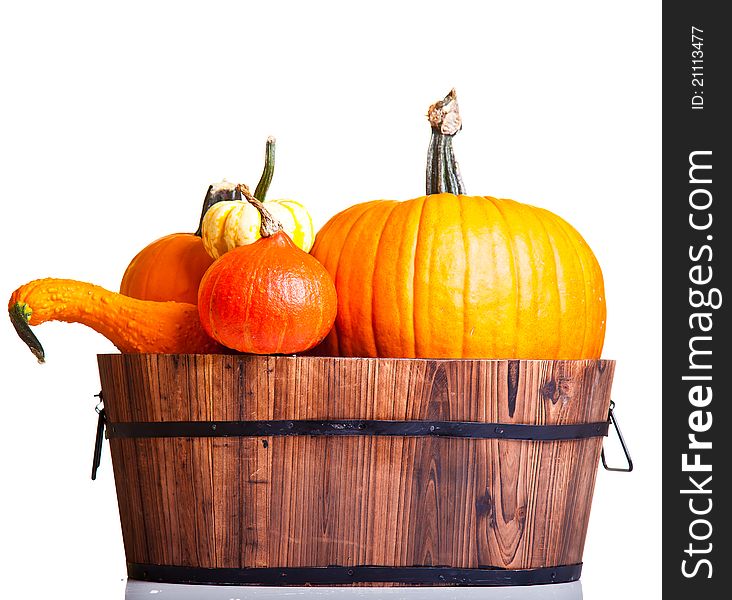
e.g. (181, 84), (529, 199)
(310, 90), (606, 359)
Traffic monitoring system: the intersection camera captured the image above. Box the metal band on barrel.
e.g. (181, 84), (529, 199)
(106, 419), (609, 440)
(127, 562), (583, 586)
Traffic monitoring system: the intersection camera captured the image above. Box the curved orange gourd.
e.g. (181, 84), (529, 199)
(310, 90), (606, 359)
(198, 188), (337, 355)
(9, 278), (224, 361)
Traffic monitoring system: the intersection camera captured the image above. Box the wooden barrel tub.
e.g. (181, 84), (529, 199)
(97, 354), (614, 587)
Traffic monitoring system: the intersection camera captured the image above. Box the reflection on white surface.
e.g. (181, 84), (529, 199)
(125, 580), (582, 599)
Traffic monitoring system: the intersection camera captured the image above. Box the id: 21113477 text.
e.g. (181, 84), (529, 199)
(691, 26), (704, 110)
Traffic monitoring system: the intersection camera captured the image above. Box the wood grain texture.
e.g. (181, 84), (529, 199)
(98, 354), (614, 577)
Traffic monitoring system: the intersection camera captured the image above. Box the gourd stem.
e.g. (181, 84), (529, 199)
(236, 184), (283, 238)
(426, 89), (465, 195)
(254, 136), (276, 201)
(9, 303), (45, 363)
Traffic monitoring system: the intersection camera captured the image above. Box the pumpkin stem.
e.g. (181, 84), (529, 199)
(426, 88), (465, 195)
(194, 181), (242, 237)
(254, 136), (276, 201)
(236, 184), (283, 238)
(9, 302), (45, 363)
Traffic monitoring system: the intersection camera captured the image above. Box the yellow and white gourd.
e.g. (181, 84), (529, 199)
(200, 138), (315, 259)
(202, 190), (314, 259)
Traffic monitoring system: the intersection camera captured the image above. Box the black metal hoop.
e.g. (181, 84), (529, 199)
(105, 418), (609, 441)
(127, 562), (583, 587)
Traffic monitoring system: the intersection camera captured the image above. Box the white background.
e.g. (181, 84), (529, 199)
(0, 1), (661, 598)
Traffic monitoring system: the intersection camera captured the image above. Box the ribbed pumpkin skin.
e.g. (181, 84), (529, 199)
(120, 233), (214, 304)
(310, 194), (606, 359)
(198, 231), (337, 354)
(202, 198), (315, 259)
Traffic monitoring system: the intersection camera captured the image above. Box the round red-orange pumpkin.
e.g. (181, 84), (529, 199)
(198, 191), (337, 355)
(120, 233), (214, 304)
(309, 90), (606, 360)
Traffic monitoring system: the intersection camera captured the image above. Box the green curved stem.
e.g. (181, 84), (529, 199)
(9, 302), (45, 363)
(254, 136), (276, 201)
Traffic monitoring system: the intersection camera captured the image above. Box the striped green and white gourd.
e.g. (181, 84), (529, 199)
(202, 191), (314, 259)
(200, 137), (315, 259)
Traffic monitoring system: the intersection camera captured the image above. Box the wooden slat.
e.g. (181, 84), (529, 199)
(98, 355), (614, 576)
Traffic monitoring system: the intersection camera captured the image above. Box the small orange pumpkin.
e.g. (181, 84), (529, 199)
(121, 139), (279, 304)
(120, 232), (215, 305)
(198, 186), (337, 354)
(310, 90), (606, 360)
(120, 184), (237, 304)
